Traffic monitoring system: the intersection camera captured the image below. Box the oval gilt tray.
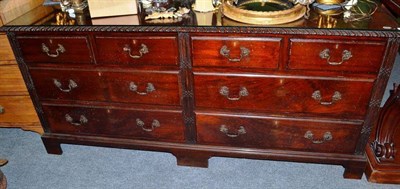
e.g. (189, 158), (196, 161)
(222, 0), (306, 25)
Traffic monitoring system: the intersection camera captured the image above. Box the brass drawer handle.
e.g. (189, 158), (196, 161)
(129, 82), (155, 95)
(123, 44), (149, 59)
(219, 86), (249, 101)
(0, 105), (4, 114)
(304, 131), (333, 144)
(311, 90), (342, 105)
(65, 114), (88, 126)
(220, 45), (250, 62)
(53, 79), (78, 93)
(319, 49), (352, 66)
(42, 43), (66, 58)
(136, 118), (160, 132)
(220, 125), (246, 138)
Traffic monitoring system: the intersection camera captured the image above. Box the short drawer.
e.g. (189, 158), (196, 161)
(103, 71), (181, 106)
(42, 105), (185, 142)
(196, 113), (361, 153)
(16, 35), (93, 64)
(194, 74), (374, 119)
(0, 65), (28, 95)
(288, 39), (386, 73)
(0, 96), (39, 126)
(29, 69), (105, 101)
(192, 36), (281, 69)
(94, 35), (178, 67)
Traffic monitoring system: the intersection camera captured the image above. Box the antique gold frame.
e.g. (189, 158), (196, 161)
(222, 0), (306, 25)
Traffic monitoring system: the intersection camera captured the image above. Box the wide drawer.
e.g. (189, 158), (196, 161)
(0, 96), (39, 126)
(288, 39), (386, 73)
(94, 35), (178, 67)
(42, 105), (185, 142)
(16, 35), (93, 64)
(103, 71), (181, 106)
(0, 65), (28, 95)
(29, 69), (105, 101)
(194, 74), (374, 119)
(191, 36), (281, 69)
(196, 113), (361, 153)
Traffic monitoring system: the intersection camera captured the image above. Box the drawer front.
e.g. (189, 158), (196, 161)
(194, 75), (373, 119)
(196, 113), (361, 153)
(288, 39), (386, 73)
(103, 71), (181, 106)
(192, 36), (281, 69)
(95, 35), (178, 66)
(0, 34), (15, 63)
(0, 65), (28, 95)
(17, 36), (93, 64)
(0, 96), (39, 125)
(42, 105), (185, 142)
(29, 69), (105, 101)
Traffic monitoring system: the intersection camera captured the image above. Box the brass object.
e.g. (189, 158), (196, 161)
(123, 44), (149, 59)
(136, 118), (160, 132)
(316, 0), (345, 5)
(0, 159), (7, 166)
(65, 114), (88, 126)
(219, 86), (249, 101)
(222, 0), (306, 25)
(220, 125), (247, 138)
(53, 79), (78, 93)
(129, 82), (156, 95)
(220, 45), (250, 62)
(0, 105), (4, 114)
(304, 131), (333, 144)
(42, 43), (66, 58)
(319, 48), (352, 65)
(312, 90), (342, 105)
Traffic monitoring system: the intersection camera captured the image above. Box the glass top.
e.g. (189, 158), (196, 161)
(3, 1), (399, 32)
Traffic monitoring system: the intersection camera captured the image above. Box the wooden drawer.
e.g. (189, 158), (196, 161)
(194, 74), (374, 119)
(42, 105), (185, 142)
(94, 35), (178, 67)
(0, 96), (39, 126)
(16, 36), (93, 64)
(0, 34), (15, 63)
(192, 36), (281, 69)
(288, 39), (386, 73)
(196, 113), (361, 153)
(0, 65), (28, 95)
(29, 69), (105, 101)
(103, 71), (181, 106)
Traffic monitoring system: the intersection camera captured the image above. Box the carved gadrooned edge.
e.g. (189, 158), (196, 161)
(2, 26), (399, 37)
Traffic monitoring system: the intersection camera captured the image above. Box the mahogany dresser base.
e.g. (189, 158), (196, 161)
(2, 3), (399, 181)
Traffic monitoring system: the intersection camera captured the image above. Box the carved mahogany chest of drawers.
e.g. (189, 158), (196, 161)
(2, 4), (399, 179)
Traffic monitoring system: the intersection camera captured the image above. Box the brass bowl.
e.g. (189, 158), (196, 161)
(222, 0), (306, 25)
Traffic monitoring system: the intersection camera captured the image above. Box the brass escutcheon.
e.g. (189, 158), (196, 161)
(304, 131), (333, 144)
(220, 125), (247, 138)
(53, 79), (78, 93)
(136, 118), (160, 132)
(42, 43), (66, 58)
(220, 45), (250, 62)
(319, 48), (352, 65)
(65, 114), (88, 126)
